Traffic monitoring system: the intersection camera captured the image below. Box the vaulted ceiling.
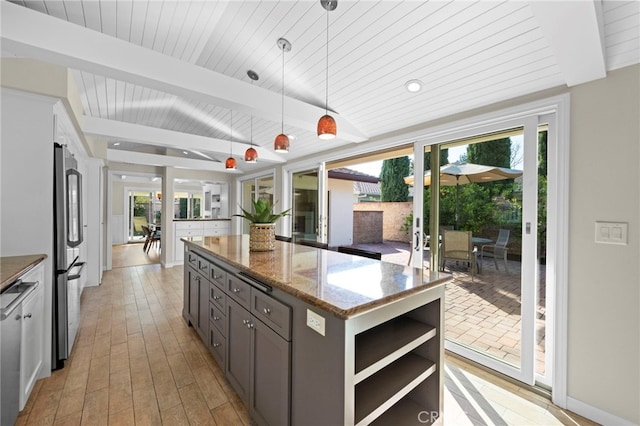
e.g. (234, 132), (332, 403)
(2, 1), (639, 174)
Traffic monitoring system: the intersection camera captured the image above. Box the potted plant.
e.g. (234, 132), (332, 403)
(234, 199), (290, 251)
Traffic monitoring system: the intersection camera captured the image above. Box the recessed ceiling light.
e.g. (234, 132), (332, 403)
(405, 79), (423, 93)
(182, 150), (188, 155)
(113, 142), (120, 146)
(288, 134), (296, 140)
(121, 175), (126, 180)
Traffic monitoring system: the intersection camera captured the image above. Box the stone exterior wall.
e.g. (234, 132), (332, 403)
(352, 211), (383, 244)
(354, 202), (413, 242)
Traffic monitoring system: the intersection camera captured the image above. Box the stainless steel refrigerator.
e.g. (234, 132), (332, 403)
(52, 143), (85, 370)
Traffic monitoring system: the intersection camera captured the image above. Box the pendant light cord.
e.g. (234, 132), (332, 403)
(281, 46), (285, 134)
(325, 5), (329, 115)
(230, 110), (233, 155)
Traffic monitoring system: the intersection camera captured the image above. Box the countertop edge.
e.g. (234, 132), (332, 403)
(1, 254), (48, 292)
(173, 218), (231, 222)
(182, 239), (450, 320)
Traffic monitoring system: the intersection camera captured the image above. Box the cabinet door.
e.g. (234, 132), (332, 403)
(197, 276), (209, 341)
(251, 318), (291, 426)
(226, 298), (251, 402)
(188, 270), (200, 326)
(20, 283), (44, 409)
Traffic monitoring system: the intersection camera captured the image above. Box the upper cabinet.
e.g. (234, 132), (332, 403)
(203, 183), (229, 219)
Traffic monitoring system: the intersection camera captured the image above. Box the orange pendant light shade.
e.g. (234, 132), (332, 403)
(244, 147), (258, 163)
(225, 156), (237, 170)
(274, 133), (290, 152)
(317, 114), (337, 140)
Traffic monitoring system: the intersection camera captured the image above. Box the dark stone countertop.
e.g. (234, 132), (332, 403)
(182, 235), (450, 319)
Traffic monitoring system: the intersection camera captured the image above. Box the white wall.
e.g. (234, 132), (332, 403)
(567, 64), (639, 424)
(1, 89), (56, 376)
(328, 179), (355, 247)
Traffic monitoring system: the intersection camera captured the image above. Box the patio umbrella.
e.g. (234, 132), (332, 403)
(404, 161), (523, 227)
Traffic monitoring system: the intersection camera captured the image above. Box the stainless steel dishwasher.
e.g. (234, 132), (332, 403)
(0, 279), (39, 426)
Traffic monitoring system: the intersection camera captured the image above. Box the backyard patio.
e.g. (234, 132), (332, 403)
(344, 240), (547, 376)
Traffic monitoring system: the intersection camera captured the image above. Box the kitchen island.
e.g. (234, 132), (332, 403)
(182, 235), (450, 426)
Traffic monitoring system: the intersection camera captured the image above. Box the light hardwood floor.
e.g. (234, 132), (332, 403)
(18, 264), (597, 425)
(111, 243), (161, 269)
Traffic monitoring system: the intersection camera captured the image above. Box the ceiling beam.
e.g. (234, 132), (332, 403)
(529, 1), (606, 86)
(107, 149), (239, 173)
(0, 1), (368, 142)
(83, 116), (285, 163)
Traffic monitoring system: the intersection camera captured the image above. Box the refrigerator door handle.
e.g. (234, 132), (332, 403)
(67, 262), (85, 281)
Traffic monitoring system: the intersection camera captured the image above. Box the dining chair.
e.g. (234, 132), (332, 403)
(141, 225), (161, 253)
(480, 229), (510, 272)
(337, 246), (382, 260)
(440, 230), (478, 279)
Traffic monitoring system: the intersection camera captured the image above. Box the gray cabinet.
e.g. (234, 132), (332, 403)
(226, 297), (291, 426)
(251, 316), (290, 426)
(226, 297), (252, 402)
(184, 256), (210, 343)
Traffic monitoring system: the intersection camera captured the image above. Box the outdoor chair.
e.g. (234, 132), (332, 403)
(337, 246), (382, 260)
(480, 229), (510, 272)
(440, 230), (478, 280)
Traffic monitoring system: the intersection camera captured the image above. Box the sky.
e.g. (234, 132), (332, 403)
(347, 136), (524, 177)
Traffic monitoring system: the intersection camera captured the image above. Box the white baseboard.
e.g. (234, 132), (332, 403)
(567, 396), (637, 426)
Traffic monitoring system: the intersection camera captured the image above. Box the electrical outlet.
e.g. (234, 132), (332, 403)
(306, 309), (326, 336)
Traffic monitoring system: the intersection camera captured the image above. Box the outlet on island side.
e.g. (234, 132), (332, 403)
(306, 309), (326, 336)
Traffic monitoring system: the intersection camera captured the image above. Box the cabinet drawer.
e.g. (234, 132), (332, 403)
(209, 283), (226, 310)
(204, 221), (230, 230)
(186, 251), (199, 268)
(209, 322), (225, 368)
(197, 258), (210, 276)
(176, 221), (205, 230)
(227, 275), (251, 308)
(209, 303), (226, 335)
(176, 229), (202, 237)
(251, 290), (292, 341)
(209, 264), (227, 287)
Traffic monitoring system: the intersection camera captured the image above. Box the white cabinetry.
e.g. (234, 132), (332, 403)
(174, 221), (230, 262)
(19, 262), (45, 410)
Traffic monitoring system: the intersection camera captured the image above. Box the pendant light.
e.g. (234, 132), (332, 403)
(245, 70), (259, 163)
(274, 38), (292, 153)
(225, 110), (237, 170)
(317, 0), (338, 140)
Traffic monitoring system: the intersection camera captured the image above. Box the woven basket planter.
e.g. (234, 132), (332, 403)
(249, 223), (276, 251)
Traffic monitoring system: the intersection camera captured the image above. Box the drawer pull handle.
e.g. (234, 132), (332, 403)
(213, 343), (221, 348)
(213, 316), (220, 321)
(232, 288), (241, 293)
(24, 313), (32, 319)
(263, 308), (271, 315)
(214, 296), (222, 301)
(242, 319), (250, 325)
(195, 276), (200, 282)
(213, 274), (222, 280)
(246, 322), (254, 329)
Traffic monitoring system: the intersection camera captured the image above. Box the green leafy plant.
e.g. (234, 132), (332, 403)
(234, 199), (290, 224)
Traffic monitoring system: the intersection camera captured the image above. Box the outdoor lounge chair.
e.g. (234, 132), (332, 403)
(440, 230), (478, 279)
(480, 228), (510, 272)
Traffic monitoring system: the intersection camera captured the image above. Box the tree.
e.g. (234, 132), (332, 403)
(467, 138), (511, 167)
(380, 156), (410, 202)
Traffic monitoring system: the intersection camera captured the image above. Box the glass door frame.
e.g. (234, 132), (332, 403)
(409, 95), (569, 406)
(282, 162), (327, 243)
(238, 171), (276, 235)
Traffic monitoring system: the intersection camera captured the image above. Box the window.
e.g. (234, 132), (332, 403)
(174, 191), (202, 219)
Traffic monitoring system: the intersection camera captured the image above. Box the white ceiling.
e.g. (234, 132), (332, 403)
(2, 0), (639, 173)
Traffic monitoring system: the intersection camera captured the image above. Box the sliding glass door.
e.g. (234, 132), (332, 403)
(240, 174), (274, 235)
(412, 115), (553, 387)
(291, 169), (320, 243)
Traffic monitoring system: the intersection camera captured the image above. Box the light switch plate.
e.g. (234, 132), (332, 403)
(306, 309), (326, 336)
(595, 221), (628, 245)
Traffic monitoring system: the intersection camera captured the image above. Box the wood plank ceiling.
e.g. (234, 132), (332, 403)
(2, 0), (639, 173)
